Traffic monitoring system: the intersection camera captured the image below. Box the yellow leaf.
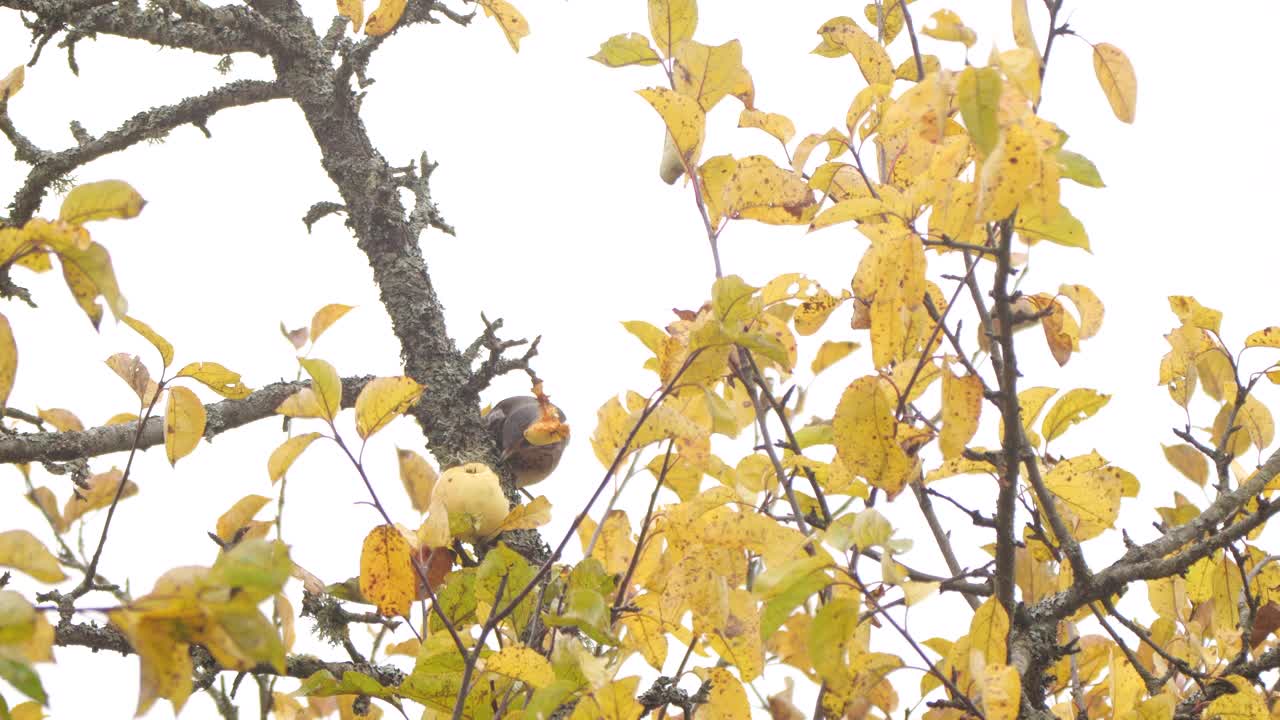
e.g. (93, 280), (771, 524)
(1011, 0), (1038, 55)
(738, 108), (795, 145)
(0, 530), (67, 583)
(396, 448), (436, 513)
(1169, 295), (1222, 333)
(968, 597), (1009, 666)
(358, 525), (415, 617)
(833, 377), (914, 497)
(299, 358), (342, 421)
(590, 33), (661, 67)
(894, 54), (941, 81)
(808, 197), (889, 231)
(577, 509), (635, 576)
(648, 0), (697, 56)
(638, 87), (705, 182)
(105, 352), (155, 404)
(268, 432), (324, 483)
(998, 48), (1041, 106)
(354, 376), (423, 440)
(476, 0), (529, 52)
(498, 495), (552, 533)
(982, 663), (1021, 720)
(123, 316), (174, 368)
(940, 363), (983, 459)
(59, 180), (146, 225)
(864, 0), (904, 44)
(1043, 451), (1122, 541)
(1161, 444), (1208, 487)
(1246, 326), (1280, 349)
(10, 701), (44, 720)
(364, 0), (406, 36)
(720, 155), (816, 225)
(55, 239), (127, 327)
(309, 304), (354, 344)
(37, 407), (83, 433)
(482, 645), (555, 689)
(1092, 42), (1137, 123)
(569, 676), (644, 720)
(215, 495), (272, 543)
(1205, 676), (1268, 720)
(176, 361), (251, 399)
(1057, 284), (1103, 340)
(337, 0), (363, 31)
(0, 65), (23, 101)
(0, 312), (15, 409)
(811, 340), (859, 375)
(673, 39), (753, 112)
(901, 580), (939, 606)
(854, 229), (927, 368)
(1015, 199), (1089, 250)
(1040, 388), (1109, 444)
(692, 666), (751, 719)
(921, 9), (976, 47)
(1240, 394), (1275, 450)
(957, 66), (1002, 156)
(164, 385), (206, 464)
(815, 16), (893, 86)
(978, 124), (1039, 221)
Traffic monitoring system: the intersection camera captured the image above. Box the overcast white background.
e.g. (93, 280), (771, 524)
(2, 0), (1279, 717)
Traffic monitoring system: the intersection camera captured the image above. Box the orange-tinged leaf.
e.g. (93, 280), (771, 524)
(1246, 327), (1280, 349)
(354, 376), (423, 440)
(957, 67), (1002, 156)
(309, 304), (354, 344)
(359, 525), (415, 617)
(738, 108), (795, 145)
(648, 0), (697, 56)
(363, 0), (406, 35)
(1092, 43), (1137, 123)
(176, 362), (250, 399)
(1041, 388), (1109, 444)
(476, 0), (529, 52)
(38, 407), (83, 433)
(396, 448), (436, 513)
(337, 0), (363, 31)
(0, 65), (23, 100)
(59, 180), (145, 224)
(25, 487), (63, 534)
(1011, 0), (1038, 54)
(123, 316), (174, 368)
(216, 495), (272, 543)
(483, 645), (555, 689)
(268, 432), (324, 483)
(280, 323), (307, 350)
(672, 39), (753, 112)
(982, 664), (1021, 720)
(105, 352), (155, 404)
(969, 597), (1009, 666)
(833, 377), (914, 497)
(816, 16), (894, 86)
(811, 340), (859, 375)
(104, 412), (137, 425)
(921, 9), (976, 47)
(0, 312), (15, 409)
(720, 155), (816, 225)
(62, 469), (136, 526)
(638, 87), (705, 182)
(590, 33), (661, 67)
(0, 530), (67, 583)
(940, 364), (982, 459)
(1162, 444), (1208, 487)
(164, 386), (206, 464)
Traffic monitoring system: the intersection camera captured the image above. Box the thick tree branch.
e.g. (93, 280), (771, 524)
(1, 78), (287, 223)
(54, 620), (405, 687)
(2, 0), (278, 57)
(0, 376), (373, 464)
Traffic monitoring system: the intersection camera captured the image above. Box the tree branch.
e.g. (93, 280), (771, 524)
(1, 78), (287, 223)
(0, 375), (373, 464)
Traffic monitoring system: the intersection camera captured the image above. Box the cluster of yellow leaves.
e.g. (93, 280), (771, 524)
(340, 0), (528, 50)
(107, 540), (292, 715)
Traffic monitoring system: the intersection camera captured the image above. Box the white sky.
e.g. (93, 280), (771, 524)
(3, 0), (1280, 717)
